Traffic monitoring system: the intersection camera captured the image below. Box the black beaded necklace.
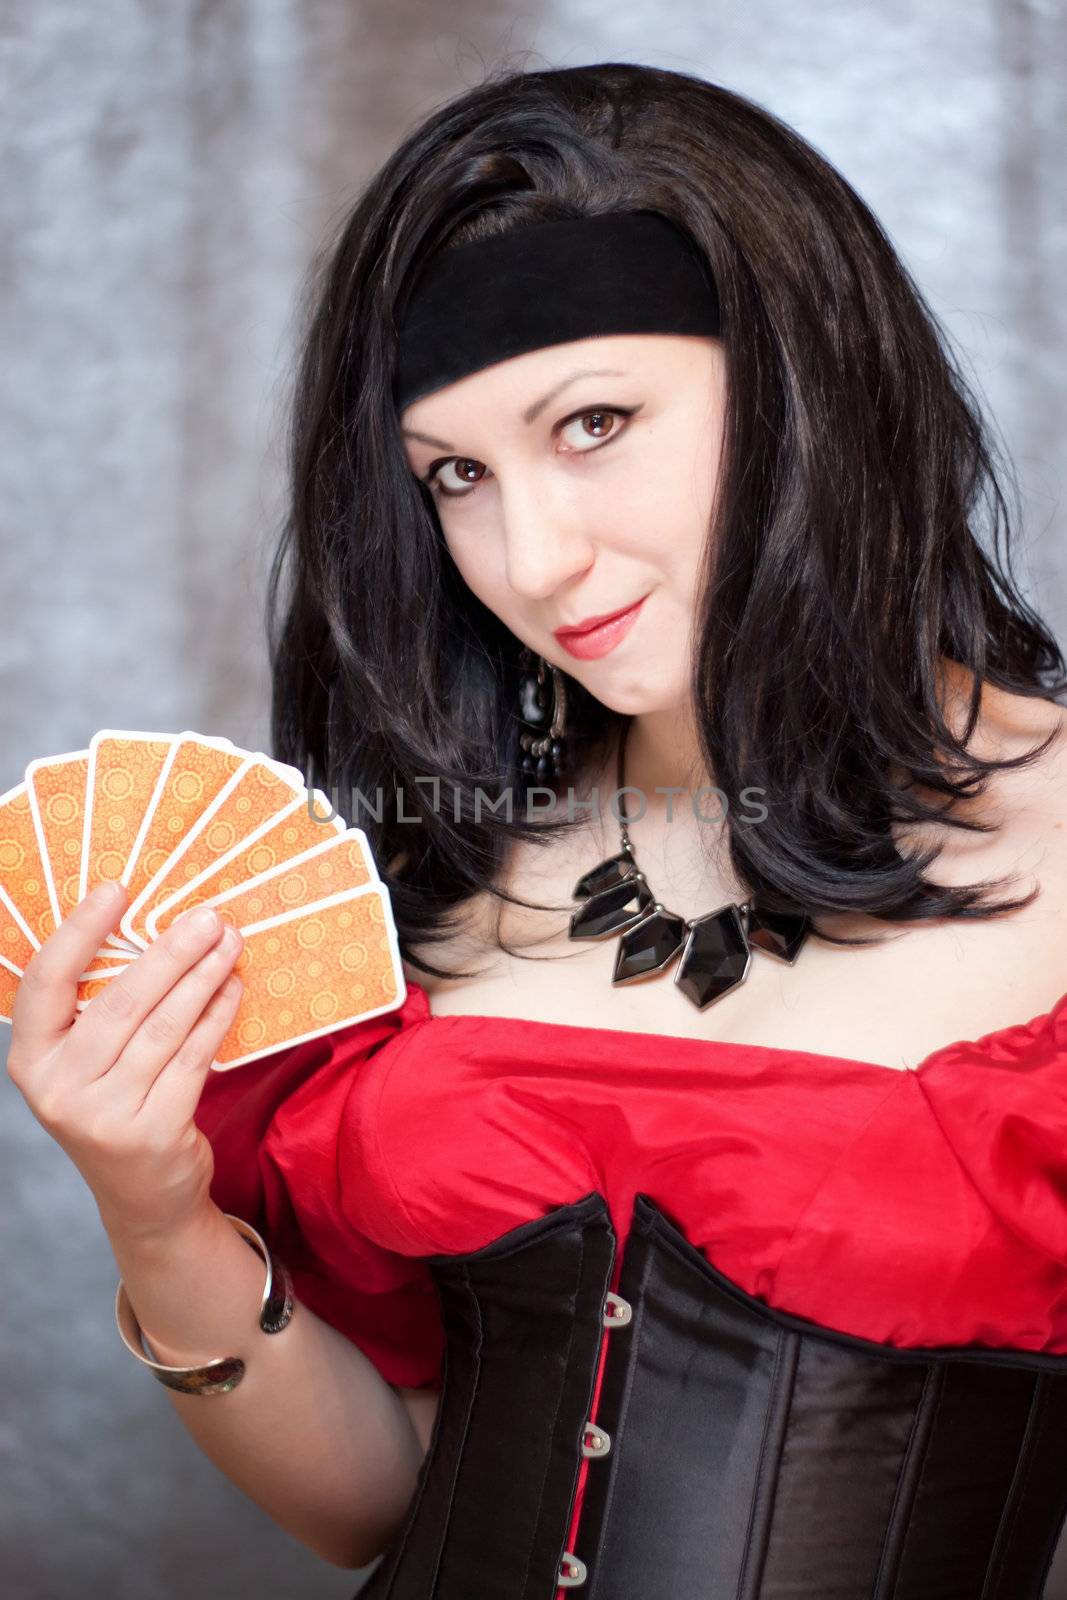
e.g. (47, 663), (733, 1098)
(568, 716), (811, 1009)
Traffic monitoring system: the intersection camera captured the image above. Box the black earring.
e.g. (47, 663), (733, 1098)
(518, 647), (569, 782)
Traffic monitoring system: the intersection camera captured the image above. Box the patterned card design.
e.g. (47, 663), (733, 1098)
(83, 732), (176, 910)
(119, 738), (248, 946)
(0, 884), (37, 971)
(149, 831), (375, 940)
(0, 731), (407, 1055)
(0, 882), (139, 990)
(0, 877), (143, 1012)
(216, 885), (403, 1067)
(0, 963), (18, 1018)
(0, 783), (58, 947)
(127, 758), (309, 947)
(74, 883), (405, 1068)
(25, 752), (91, 926)
(146, 789), (349, 933)
(89, 732), (207, 953)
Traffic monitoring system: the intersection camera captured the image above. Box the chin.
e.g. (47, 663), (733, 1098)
(583, 672), (689, 718)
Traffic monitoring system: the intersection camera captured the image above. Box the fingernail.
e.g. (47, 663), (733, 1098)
(91, 882), (122, 906)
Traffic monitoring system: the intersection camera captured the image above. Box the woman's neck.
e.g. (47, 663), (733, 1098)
(621, 705), (711, 808)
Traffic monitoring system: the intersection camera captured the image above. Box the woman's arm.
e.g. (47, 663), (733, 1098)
(108, 1197), (428, 1570)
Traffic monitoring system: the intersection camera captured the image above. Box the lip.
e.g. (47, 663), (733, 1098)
(553, 593), (649, 660)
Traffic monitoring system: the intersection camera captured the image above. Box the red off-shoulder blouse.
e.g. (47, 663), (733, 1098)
(193, 976), (1067, 1377)
(193, 978), (1067, 1578)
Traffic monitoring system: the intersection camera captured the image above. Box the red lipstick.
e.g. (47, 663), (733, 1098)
(553, 594), (649, 660)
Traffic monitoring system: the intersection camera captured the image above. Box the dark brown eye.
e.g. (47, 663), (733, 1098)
(560, 409), (633, 451)
(424, 456), (489, 497)
(423, 403), (636, 501)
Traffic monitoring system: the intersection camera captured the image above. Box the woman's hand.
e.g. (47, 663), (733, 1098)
(5, 882), (244, 1246)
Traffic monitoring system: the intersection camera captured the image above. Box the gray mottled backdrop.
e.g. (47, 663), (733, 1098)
(2, 4), (1065, 1597)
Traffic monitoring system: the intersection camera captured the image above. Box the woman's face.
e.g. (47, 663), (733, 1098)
(399, 334), (726, 715)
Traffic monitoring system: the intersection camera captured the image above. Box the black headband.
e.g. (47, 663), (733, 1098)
(393, 210), (722, 411)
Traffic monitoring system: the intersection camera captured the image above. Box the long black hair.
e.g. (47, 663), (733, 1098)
(267, 61), (1067, 980)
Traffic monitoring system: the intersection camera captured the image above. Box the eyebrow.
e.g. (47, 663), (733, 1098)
(401, 367), (627, 451)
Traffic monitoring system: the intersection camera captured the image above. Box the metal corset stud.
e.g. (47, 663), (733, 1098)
(351, 1190), (1067, 1599)
(559, 1284), (633, 1589)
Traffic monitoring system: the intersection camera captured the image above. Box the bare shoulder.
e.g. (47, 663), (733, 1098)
(899, 677), (1067, 903)
(975, 688), (1067, 888)
(1015, 696), (1067, 906)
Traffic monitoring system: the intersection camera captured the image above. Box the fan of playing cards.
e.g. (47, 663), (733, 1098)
(0, 729), (407, 1070)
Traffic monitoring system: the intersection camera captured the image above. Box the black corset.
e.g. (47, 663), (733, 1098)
(355, 1190), (1067, 1599)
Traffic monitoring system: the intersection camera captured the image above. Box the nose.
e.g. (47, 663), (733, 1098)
(498, 472), (596, 601)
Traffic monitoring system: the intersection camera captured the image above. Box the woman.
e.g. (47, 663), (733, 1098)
(11, 61), (1067, 1598)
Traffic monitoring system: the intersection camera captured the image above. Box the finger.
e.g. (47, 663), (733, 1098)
(140, 969), (244, 1126)
(63, 907), (232, 1088)
(106, 923), (244, 1101)
(10, 881), (131, 1058)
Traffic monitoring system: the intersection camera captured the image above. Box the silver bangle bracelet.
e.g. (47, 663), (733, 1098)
(114, 1213), (295, 1396)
